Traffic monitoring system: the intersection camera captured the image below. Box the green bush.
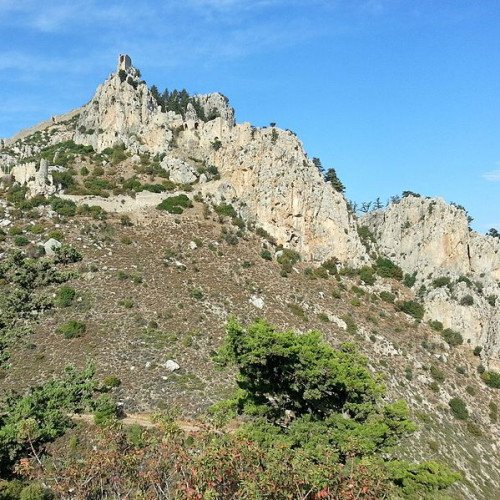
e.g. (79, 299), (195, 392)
(53, 244), (82, 264)
(93, 395), (118, 426)
(428, 320), (443, 331)
(481, 370), (500, 389)
(379, 291), (396, 303)
(14, 235), (30, 247)
(214, 203), (237, 219)
(102, 375), (121, 388)
(359, 266), (376, 285)
(19, 483), (54, 500)
(449, 397), (468, 420)
(157, 194), (192, 214)
(432, 276), (451, 288)
(441, 328), (463, 347)
(50, 197), (77, 217)
(212, 319), (459, 496)
(56, 320), (86, 339)
(260, 249), (272, 261)
(460, 294), (474, 306)
(396, 300), (424, 321)
(374, 257), (403, 280)
(403, 272), (417, 288)
(0, 365), (95, 475)
(430, 365), (445, 383)
(55, 285), (76, 307)
(321, 257), (339, 277)
(473, 346), (482, 356)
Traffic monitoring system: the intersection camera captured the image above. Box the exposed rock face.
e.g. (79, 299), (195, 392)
(194, 93), (235, 125)
(174, 120), (368, 263)
(363, 195), (500, 367)
(73, 63), (172, 155)
(10, 159), (58, 197)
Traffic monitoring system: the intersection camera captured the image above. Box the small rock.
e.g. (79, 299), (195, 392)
(43, 238), (62, 257)
(189, 241), (198, 250)
(249, 295), (265, 309)
(165, 360), (180, 372)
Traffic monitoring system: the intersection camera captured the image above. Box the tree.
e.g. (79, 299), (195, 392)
(373, 197), (384, 210)
(487, 228), (499, 239)
(360, 201), (372, 213)
(312, 157), (324, 174)
(324, 168), (345, 193)
(214, 319), (460, 495)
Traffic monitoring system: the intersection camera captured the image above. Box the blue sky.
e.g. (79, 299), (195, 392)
(0, 0), (498, 232)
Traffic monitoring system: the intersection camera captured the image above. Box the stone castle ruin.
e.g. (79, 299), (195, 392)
(118, 54), (132, 72)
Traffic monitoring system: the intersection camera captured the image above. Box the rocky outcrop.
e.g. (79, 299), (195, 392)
(172, 119), (368, 263)
(73, 63), (172, 155)
(10, 159), (58, 197)
(363, 195), (500, 366)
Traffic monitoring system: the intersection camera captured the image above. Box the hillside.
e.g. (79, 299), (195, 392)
(0, 55), (499, 499)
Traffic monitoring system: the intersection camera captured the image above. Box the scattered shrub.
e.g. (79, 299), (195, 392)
(375, 257), (403, 280)
(157, 194), (192, 214)
(55, 285), (76, 307)
(396, 300), (424, 321)
(56, 320), (86, 339)
(459, 294), (474, 306)
(379, 291), (396, 303)
(448, 397), (468, 420)
(260, 249), (272, 261)
(430, 365), (445, 383)
(441, 328), (463, 347)
(432, 276), (451, 288)
(481, 370), (500, 389)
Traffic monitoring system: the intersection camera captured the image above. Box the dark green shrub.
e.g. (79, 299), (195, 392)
(487, 294), (497, 307)
(19, 483), (54, 499)
(473, 346), (482, 356)
(102, 375), (121, 388)
(120, 214), (133, 226)
(396, 300), (424, 321)
(50, 197), (77, 217)
(157, 194), (192, 214)
(403, 272), (417, 288)
(56, 320), (86, 339)
(359, 266), (376, 285)
(448, 397), (468, 420)
(428, 320), (443, 331)
(260, 249), (272, 261)
(481, 370), (500, 389)
(190, 288), (204, 300)
(459, 295), (474, 306)
(54, 244), (82, 264)
(55, 285), (76, 307)
(321, 257), (339, 277)
(93, 395), (118, 426)
(214, 203), (237, 219)
(430, 365), (445, 383)
(14, 235), (29, 246)
(375, 257), (403, 280)
(441, 328), (463, 347)
(432, 276), (451, 288)
(379, 291), (396, 303)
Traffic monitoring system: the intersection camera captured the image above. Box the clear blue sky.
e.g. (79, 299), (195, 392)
(0, 0), (498, 232)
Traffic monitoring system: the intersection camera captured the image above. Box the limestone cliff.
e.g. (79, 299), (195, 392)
(363, 195), (500, 368)
(68, 55), (368, 264)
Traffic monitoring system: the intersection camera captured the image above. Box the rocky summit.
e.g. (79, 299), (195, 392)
(0, 55), (499, 499)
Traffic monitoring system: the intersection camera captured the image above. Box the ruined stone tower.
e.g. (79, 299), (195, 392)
(118, 54), (132, 72)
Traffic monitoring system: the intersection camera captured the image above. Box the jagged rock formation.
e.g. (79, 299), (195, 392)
(363, 195), (500, 368)
(1, 54), (497, 360)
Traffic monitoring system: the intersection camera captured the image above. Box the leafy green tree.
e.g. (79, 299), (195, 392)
(324, 168), (345, 193)
(214, 319), (460, 495)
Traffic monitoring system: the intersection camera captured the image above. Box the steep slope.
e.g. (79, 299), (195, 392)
(1, 55), (366, 265)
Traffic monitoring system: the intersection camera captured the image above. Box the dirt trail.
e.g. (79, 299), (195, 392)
(70, 412), (205, 433)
